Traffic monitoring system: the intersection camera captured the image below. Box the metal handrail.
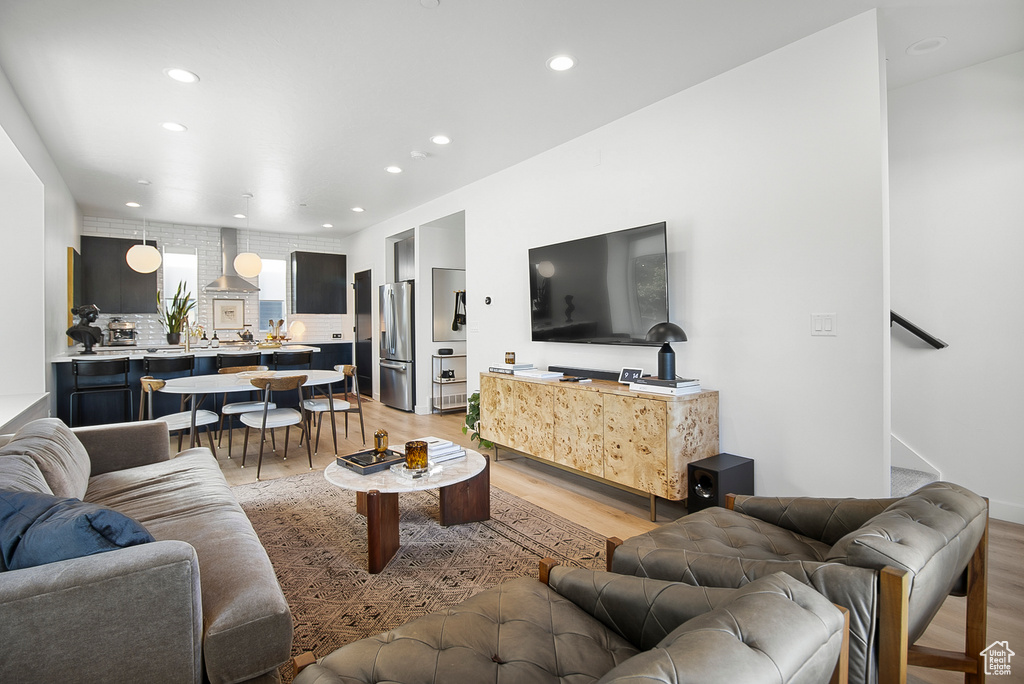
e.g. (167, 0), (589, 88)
(890, 311), (947, 349)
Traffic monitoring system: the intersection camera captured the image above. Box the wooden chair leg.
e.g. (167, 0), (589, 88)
(830, 605), (850, 684)
(606, 537), (623, 572)
(293, 652), (317, 674)
(539, 558), (560, 585)
(965, 513), (989, 684)
(878, 566), (910, 684)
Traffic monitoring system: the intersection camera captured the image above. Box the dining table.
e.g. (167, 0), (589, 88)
(160, 369), (347, 448)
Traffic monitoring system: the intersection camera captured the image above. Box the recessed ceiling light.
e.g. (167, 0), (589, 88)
(233, 213), (246, 219)
(137, 179), (151, 185)
(351, 207), (365, 213)
(164, 67), (200, 84)
(547, 54), (576, 71)
(410, 150), (427, 160)
(906, 36), (948, 55)
(430, 134), (451, 145)
(162, 122), (187, 132)
(125, 202), (141, 208)
(322, 223), (333, 228)
(386, 166), (403, 174)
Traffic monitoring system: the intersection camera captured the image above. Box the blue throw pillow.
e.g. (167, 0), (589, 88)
(0, 489), (154, 571)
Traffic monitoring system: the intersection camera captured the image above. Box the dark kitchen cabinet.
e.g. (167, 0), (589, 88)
(291, 251), (347, 314)
(81, 235), (158, 313)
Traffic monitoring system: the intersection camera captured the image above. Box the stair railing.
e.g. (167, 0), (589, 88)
(890, 311), (947, 349)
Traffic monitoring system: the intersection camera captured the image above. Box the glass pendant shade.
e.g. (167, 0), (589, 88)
(234, 252), (263, 278)
(126, 243), (162, 273)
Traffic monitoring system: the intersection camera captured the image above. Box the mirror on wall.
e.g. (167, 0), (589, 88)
(432, 268), (466, 342)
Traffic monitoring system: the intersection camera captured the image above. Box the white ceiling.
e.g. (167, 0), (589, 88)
(1, 0), (1021, 237)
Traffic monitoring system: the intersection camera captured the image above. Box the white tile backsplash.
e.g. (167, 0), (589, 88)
(83, 217), (352, 346)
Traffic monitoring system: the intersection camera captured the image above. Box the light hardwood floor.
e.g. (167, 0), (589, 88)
(211, 396), (1023, 683)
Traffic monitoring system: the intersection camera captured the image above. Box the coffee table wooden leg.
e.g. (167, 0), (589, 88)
(356, 490), (366, 516)
(365, 490), (399, 573)
(439, 454), (490, 526)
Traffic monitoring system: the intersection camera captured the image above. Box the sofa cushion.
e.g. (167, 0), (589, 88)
(87, 448), (292, 684)
(0, 453), (53, 494)
(0, 489), (154, 571)
(0, 418), (90, 499)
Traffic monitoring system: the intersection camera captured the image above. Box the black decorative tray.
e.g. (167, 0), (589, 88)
(337, 449), (405, 475)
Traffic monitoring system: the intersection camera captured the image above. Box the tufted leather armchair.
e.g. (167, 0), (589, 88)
(607, 482), (989, 684)
(293, 564), (849, 684)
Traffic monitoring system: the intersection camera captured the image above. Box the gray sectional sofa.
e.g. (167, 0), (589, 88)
(0, 418), (292, 684)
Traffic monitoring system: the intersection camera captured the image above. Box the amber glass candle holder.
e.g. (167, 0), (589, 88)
(373, 429), (388, 459)
(405, 440), (428, 472)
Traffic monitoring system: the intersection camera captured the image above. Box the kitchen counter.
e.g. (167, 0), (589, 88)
(51, 342), (347, 363)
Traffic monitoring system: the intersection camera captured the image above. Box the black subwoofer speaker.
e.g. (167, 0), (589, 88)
(687, 453), (754, 513)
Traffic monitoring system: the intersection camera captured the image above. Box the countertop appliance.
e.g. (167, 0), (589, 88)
(379, 281), (414, 411)
(106, 318), (137, 346)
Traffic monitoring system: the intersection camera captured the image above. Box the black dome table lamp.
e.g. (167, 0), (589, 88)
(645, 322), (687, 380)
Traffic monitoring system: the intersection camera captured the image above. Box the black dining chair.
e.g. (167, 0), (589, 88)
(69, 357), (133, 426)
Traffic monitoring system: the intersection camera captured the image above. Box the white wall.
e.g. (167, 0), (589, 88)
(889, 51), (1024, 523)
(344, 12), (891, 498)
(0, 65), (79, 406)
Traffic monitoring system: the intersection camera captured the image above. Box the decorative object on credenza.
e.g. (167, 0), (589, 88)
(645, 321), (688, 380)
(504, 351), (516, 364)
(462, 392), (494, 449)
(158, 280), (196, 345)
(619, 367), (644, 384)
(66, 304), (103, 354)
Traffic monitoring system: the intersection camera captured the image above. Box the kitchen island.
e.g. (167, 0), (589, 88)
(51, 340), (354, 426)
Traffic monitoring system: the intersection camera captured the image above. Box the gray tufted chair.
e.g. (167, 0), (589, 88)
(293, 564), (850, 684)
(607, 481), (988, 684)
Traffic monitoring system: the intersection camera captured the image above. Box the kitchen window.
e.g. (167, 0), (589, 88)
(162, 247), (198, 311)
(259, 258), (286, 332)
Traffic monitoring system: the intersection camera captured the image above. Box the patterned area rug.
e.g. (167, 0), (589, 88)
(232, 470), (605, 681)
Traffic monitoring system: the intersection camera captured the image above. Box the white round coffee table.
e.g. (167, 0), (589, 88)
(324, 450), (490, 573)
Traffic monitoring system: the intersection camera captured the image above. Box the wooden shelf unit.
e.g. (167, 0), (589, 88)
(479, 372), (719, 519)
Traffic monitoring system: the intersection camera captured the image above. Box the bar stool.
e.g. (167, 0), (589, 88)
(138, 376), (219, 455)
(240, 374), (313, 480)
(217, 365), (275, 457)
(216, 352), (262, 371)
(69, 357), (132, 426)
(273, 349), (312, 370)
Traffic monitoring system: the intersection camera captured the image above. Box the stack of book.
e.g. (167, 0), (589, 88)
(513, 368), (563, 379)
(420, 437), (467, 463)
(628, 376), (702, 396)
(488, 362), (535, 375)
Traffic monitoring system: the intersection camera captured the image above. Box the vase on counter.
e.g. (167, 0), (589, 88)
(166, 332), (181, 345)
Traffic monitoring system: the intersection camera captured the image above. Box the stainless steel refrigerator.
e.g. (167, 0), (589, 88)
(379, 281), (415, 411)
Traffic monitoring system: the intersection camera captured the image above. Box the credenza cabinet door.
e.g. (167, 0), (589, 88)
(553, 386), (603, 477)
(480, 374), (513, 446)
(511, 381), (554, 460)
(604, 394), (669, 497)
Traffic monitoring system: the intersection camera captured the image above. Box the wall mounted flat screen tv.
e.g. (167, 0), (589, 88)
(529, 221), (668, 346)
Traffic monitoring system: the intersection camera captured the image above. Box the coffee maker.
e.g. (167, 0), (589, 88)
(106, 318), (138, 346)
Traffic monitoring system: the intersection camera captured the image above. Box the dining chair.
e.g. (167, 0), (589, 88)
(301, 364), (366, 455)
(240, 374), (313, 480)
(69, 356), (133, 426)
(143, 353), (197, 414)
(216, 365), (273, 457)
(138, 376), (219, 455)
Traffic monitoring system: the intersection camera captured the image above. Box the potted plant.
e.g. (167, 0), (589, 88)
(462, 392), (493, 449)
(158, 280), (196, 345)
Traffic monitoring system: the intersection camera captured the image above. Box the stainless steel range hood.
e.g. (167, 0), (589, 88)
(204, 227), (260, 292)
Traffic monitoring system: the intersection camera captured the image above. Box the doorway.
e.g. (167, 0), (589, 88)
(354, 269), (373, 395)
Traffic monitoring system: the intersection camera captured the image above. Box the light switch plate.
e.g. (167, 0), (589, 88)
(811, 313), (837, 336)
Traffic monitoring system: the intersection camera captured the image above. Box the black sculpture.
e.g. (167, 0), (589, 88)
(66, 304), (104, 354)
(564, 294), (575, 323)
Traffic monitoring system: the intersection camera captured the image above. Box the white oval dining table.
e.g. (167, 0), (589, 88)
(161, 369), (346, 448)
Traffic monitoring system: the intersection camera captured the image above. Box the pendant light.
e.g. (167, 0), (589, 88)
(234, 194), (263, 278)
(126, 218), (162, 273)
